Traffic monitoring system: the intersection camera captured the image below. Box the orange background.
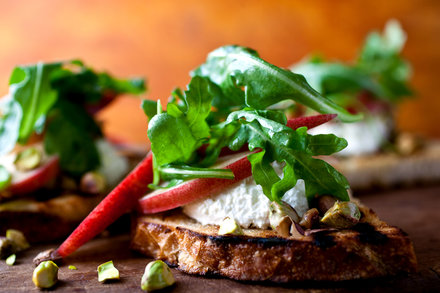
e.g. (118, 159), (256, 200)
(0, 0), (439, 144)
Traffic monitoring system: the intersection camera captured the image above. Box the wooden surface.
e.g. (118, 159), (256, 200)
(1, 185), (440, 292)
(0, 1), (440, 143)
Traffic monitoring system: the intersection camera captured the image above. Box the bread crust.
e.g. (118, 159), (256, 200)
(131, 207), (417, 282)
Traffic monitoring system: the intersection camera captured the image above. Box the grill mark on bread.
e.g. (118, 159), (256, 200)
(131, 209), (418, 281)
(354, 223), (388, 245)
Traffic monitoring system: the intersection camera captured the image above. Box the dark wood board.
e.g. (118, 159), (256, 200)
(1, 185), (440, 292)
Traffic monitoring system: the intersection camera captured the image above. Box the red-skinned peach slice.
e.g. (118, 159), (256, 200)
(7, 156), (59, 195)
(286, 114), (337, 130)
(56, 152), (154, 257)
(138, 151), (254, 214)
(55, 114), (336, 257)
(138, 114), (337, 214)
(0, 145), (59, 198)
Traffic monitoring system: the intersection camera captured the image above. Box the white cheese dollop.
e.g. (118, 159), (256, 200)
(308, 115), (392, 156)
(96, 139), (129, 187)
(183, 172), (308, 229)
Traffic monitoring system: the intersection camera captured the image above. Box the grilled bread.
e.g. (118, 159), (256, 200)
(131, 204), (417, 282)
(331, 140), (440, 190)
(0, 143), (146, 243)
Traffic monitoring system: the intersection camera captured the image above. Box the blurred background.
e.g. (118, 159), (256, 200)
(0, 0), (438, 144)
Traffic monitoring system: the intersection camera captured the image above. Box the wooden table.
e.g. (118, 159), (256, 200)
(1, 185), (440, 292)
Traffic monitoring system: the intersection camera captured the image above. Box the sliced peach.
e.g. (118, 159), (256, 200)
(138, 151), (253, 214)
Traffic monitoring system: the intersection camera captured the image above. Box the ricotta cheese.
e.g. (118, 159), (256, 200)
(96, 139), (129, 187)
(308, 115), (392, 156)
(182, 174), (308, 229)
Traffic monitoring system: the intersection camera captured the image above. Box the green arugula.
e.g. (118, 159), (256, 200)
(146, 45), (355, 202)
(0, 60), (146, 175)
(0, 165), (11, 191)
(292, 20), (412, 107)
(192, 45), (362, 123)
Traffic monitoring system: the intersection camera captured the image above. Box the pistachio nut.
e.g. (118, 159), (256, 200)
(6, 254), (16, 266)
(32, 260), (59, 289)
(0, 237), (13, 259)
(141, 260), (175, 291)
(321, 201), (361, 229)
(269, 201), (300, 237)
(317, 195), (336, 215)
(80, 171), (107, 194)
(290, 222), (305, 238)
(299, 208), (320, 230)
(97, 260), (119, 282)
(218, 217), (243, 235)
(14, 147), (42, 172)
(33, 248), (62, 266)
(396, 132), (423, 156)
(6, 229), (30, 251)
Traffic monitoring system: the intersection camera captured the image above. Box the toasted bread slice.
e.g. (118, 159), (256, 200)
(0, 194), (101, 243)
(0, 143), (146, 243)
(131, 205), (417, 282)
(331, 140), (440, 190)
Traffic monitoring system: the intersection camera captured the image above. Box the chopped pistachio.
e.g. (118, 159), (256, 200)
(97, 261), (119, 282)
(6, 254), (17, 266)
(141, 260), (175, 291)
(396, 132), (423, 156)
(6, 229), (30, 251)
(299, 208), (320, 229)
(317, 195), (336, 215)
(218, 217), (243, 235)
(0, 237), (13, 259)
(0, 165), (12, 191)
(6, 254), (16, 266)
(80, 171), (107, 194)
(68, 265), (77, 270)
(269, 201), (300, 237)
(32, 261), (59, 289)
(290, 222), (305, 238)
(321, 201), (361, 229)
(14, 147), (42, 171)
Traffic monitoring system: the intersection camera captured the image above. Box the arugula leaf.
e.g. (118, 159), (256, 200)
(193, 45), (362, 123)
(44, 99), (101, 175)
(183, 76), (213, 139)
(223, 110), (349, 201)
(307, 133), (348, 155)
(357, 20), (412, 101)
(0, 98), (22, 155)
(159, 165), (234, 181)
(147, 113), (198, 166)
(51, 61), (145, 104)
(147, 45), (350, 203)
(147, 76), (213, 166)
(292, 20), (412, 105)
(0, 60), (146, 176)
(141, 99), (158, 120)
(9, 62), (61, 144)
(0, 165), (12, 191)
